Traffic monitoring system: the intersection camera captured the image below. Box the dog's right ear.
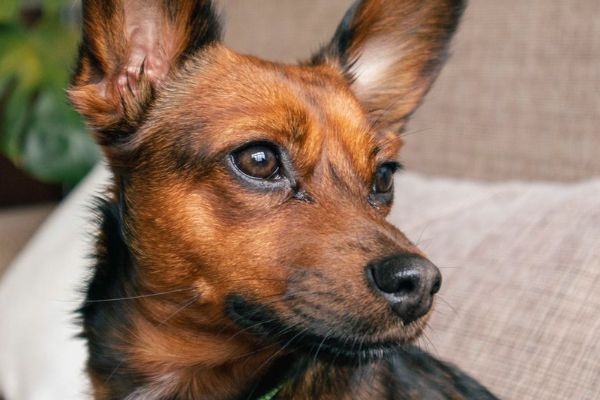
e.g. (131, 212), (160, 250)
(311, 0), (465, 135)
(69, 0), (221, 164)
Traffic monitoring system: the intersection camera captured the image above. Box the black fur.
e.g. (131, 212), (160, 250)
(166, 1), (222, 62)
(78, 198), (142, 396)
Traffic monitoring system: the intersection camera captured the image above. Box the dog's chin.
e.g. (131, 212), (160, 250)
(225, 294), (426, 364)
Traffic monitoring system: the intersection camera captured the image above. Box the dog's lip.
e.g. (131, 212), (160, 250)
(288, 329), (403, 361)
(225, 294), (410, 362)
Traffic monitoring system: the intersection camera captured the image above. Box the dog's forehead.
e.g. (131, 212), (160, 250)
(151, 47), (383, 174)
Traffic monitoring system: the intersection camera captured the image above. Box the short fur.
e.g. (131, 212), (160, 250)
(70, 1), (498, 399)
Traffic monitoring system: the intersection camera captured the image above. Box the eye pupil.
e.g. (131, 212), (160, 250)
(233, 144), (280, 180)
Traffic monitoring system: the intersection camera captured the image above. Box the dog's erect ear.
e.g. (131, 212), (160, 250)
(312, 0), (465, 134)
(69, 0), (221, 155)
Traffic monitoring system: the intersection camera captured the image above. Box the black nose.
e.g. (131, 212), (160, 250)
(367, 253), (442, 324)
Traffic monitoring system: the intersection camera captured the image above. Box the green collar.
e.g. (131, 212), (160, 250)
(256, 384), (282, 400)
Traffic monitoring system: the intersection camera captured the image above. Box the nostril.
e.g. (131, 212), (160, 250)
(369, 265), (395, 294)
(395, 273), (419, 296)
(431, 274), (442, 295)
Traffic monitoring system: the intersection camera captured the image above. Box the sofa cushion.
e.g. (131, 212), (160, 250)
(390, 173), (600, 399)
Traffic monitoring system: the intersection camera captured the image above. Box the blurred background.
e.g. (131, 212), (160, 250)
(0, 0), (97, 272)
(0, 1), (599, 399)
(1, 0), (599, 275)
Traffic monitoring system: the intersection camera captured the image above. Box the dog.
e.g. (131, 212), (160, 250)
(69, 0), (498, 398)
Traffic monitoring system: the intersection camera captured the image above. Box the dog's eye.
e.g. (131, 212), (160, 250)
(372, 163), (398, 194)
(233, 144), (281, 180)
(369, 162), (401, 207)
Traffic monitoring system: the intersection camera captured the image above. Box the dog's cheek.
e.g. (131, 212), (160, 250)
(147, 179), (291, 300)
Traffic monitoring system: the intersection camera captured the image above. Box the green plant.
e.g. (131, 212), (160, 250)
(0, 0), (99, 186)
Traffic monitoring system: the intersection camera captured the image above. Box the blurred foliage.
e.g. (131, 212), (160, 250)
(0, 0), (99, 186)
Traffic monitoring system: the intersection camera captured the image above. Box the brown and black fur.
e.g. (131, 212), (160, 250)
(70, 1), (498, 399)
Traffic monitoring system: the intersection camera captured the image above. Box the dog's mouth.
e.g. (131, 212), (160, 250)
(225, 294), (419, 363)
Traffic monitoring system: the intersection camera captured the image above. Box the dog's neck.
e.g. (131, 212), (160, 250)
(114, 349), (387, 400)
(269, 360), (389, 400)
(81, 199), (268, 399)
(81, 198), (387, 400)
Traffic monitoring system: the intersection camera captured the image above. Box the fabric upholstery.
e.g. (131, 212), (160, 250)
(403, 0), (600, 181)
(390, 173), (600, 399)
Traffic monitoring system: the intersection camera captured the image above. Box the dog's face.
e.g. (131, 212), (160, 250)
(71, 0), (463, 365)
(124, 50), (425, 356)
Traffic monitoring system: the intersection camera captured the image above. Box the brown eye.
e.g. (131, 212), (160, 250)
(369, 162), (401, 208)
(233, 144), (281, 180)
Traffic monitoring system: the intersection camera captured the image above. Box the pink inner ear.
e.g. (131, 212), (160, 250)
(119, 1), (174, 92)
(351, 39), (403, 98)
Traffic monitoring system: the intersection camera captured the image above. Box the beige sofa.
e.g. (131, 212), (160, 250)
(1, 1), (598, 399)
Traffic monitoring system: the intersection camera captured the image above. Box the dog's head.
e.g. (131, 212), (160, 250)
(71, 0), (464, 365)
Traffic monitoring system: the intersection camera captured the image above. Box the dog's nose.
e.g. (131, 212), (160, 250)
(367, 254), (441, 324)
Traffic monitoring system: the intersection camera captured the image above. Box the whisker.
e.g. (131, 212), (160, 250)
(400, 127), (434, 138)
(435, 295), (459, 316)
(255, 328), (307, 373)
(242, 324), (307, 400)
(103, 294), (198, 385)
(104, 360), (125, 386)
(157, 295), (200, 326)
(228, 342), (280, 363)
(415, 222), (431, 247)
(67, 276), (289, 304)
(312, 327), (334, 364)
(420, 327), (440, 358)
(82, 287), (196, 303)
(225, 316), (280, 342)
(370, 95), (404, 131)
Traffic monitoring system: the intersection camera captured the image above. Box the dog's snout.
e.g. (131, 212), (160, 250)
(367, 254), (441, 324)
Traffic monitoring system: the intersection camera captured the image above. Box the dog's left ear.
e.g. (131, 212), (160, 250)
(312, 0), (466, 133)
(69, 0), (221, 166)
